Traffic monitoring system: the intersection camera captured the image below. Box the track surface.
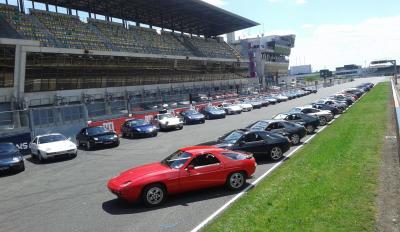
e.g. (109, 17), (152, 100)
(0, 77), (382, 232)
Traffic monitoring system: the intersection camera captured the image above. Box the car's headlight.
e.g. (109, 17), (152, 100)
(113, 135), (118, 138)
(12, 157), (20, 162)
(94, 138), (99, 141)
(120, 181), (132, 188)
(136, 128), (142, 132)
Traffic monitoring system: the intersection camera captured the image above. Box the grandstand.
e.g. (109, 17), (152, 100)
(0, 0), (258, 133)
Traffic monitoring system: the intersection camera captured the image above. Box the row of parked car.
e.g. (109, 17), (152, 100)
(0, 83), (372, 181)
(106, 82), (374, 206)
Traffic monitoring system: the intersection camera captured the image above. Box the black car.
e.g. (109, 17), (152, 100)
(273, 112), (320, 134)
(0, 143), (25, 173)
(180, 109), (206, 124)
(76, 126), (120, 150)
(311, 103), (341, 115)
(200, 106), (226, 120)
(247, 120), (307, 145)
(121, 119), (158, 138)
(201, 129), (290, 161)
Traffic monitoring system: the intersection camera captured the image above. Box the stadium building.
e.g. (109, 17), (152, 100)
(0, 0), (259, 138)
(230, 34), (296, 87)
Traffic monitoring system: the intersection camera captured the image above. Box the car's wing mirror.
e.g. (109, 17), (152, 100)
(186, 165), (195, 171)
(67, 137), (71, 141)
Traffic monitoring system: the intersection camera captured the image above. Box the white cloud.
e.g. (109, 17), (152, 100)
(295, 0), (307, 5)
(290, 15), (400, 70)
(301, 24), (315, 29)
(201, 0), (226, 6)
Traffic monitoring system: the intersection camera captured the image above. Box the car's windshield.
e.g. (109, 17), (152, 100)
(87, 127), (109, 136)
(185, 110), (198, 115)
(291, 108), (302, 112)
(38, 134), (67, 144)
(159, 114), (173, 120)
(161, 150), (192, 169)
(0, 143), (18, 154)
(273, 114), (287, 120)
(127, 119), (147, 127)
(250, 121), (269, 130)
(207, 106), (219, 111)
(219, 131), (244, 143)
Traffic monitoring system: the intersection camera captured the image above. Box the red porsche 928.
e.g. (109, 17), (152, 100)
(107, 146), (257, 206)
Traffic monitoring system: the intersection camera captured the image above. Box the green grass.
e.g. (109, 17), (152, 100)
(304, 75), (321, 82)
(204, 82), (390, 232)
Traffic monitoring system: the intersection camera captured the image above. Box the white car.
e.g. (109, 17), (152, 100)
(234, 101), (253, 112)
(30, 133), (77, 162)
(272, 94), (289, 102)
(154, 113), (183, 130)
(219, 103), (242, 115)
(291, 106), (334, 126)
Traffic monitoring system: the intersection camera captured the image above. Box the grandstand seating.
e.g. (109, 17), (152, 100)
(31, 9), (111, 51)
(0, 4), (56, 47)
(0, 4), (239, 59)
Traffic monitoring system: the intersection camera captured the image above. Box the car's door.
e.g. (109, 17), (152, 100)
(180, 154), (224, 191)
(267, 122), (285, 135)
(236, 132), (265, 154)
(78, 129), (88, 143)
(30, 137), (38, 155)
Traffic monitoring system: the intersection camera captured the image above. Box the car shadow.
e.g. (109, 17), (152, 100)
(26, 155), (76, 165)
(0, 169), (23, 178)
(102, 184), (247, 215)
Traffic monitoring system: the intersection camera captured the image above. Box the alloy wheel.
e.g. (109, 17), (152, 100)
(270, 147), (283, 161)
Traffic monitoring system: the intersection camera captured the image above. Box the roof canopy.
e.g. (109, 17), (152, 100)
(30, 0), (259, 36)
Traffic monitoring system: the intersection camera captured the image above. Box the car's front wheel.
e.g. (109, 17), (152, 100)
(226, 172), (246, 190)
(270, 146), (283, 161)
(141, 184), (166, 207)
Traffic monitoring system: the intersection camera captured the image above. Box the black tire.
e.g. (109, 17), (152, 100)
(86, 141), (92, 151)
(14, 162), (25, 172)
(141, 184), (166, 207)
(226, 172), (246, 190)
(319, 116), (327, 126)
(114, 140), (120, 147)
(70, 152), (77, 159)
(38, 152), (44, 162)
(269, 146), (283, 161)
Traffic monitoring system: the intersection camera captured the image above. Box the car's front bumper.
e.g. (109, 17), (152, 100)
(0, 159), (23, 171)
(43, 149), (77, 158)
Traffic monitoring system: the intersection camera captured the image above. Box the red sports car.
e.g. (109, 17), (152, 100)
(107, 146), (257, 206)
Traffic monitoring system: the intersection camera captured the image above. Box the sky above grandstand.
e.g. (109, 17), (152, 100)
(203, 0), (400, 71)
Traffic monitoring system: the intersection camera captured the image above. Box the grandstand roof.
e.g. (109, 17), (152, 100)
(30, 0), (259, 36)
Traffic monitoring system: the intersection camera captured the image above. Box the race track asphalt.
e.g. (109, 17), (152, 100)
(0, 77), (383, 232)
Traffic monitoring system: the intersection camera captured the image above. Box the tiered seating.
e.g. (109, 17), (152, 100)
(185, 36), (238, 59)
(0, 4), (55, 47)
(89, 19), (144, 53)
(31, 10), (110, 51)
(129, 26), (193, 56)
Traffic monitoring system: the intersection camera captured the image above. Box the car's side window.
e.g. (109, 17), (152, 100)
(276, 122), (285, 129)
(32, 138), (37, 144)
(190, 154), (220, 167)
(244, 133), (263, 142)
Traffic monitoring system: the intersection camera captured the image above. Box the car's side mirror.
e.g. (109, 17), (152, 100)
(67, 137), (71, 141)
(186, 165), (195, 171)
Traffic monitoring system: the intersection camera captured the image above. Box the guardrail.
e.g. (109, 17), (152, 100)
(390, 77), (400, 162)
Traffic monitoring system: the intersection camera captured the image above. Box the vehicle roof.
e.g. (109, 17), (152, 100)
(180, 146), (225, 155)
(35, 133), (63, 138)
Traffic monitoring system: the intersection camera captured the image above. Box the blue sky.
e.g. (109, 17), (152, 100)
(205, 0), (400, 70)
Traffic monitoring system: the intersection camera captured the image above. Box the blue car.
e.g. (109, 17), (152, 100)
(0, 143), (25, 173)
(200, 106), (226, 120)
(121, 119), (158, 138)
(180, 109), (206, 124)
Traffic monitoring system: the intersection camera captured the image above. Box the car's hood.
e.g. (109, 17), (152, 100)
(0, 151), (20, 160)
(131, 124), (156, 131)
(225, 105), (241, 110)
(208, 109), (225, 114)
(115, 162), (173, 183)
(239, 103), (253, 108)
(159, 117), (181, 124)
(186, 113), (204, 119)
(38, 140), (76, 152)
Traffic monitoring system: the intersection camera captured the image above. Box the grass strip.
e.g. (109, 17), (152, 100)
(204, 82), (390, 232)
